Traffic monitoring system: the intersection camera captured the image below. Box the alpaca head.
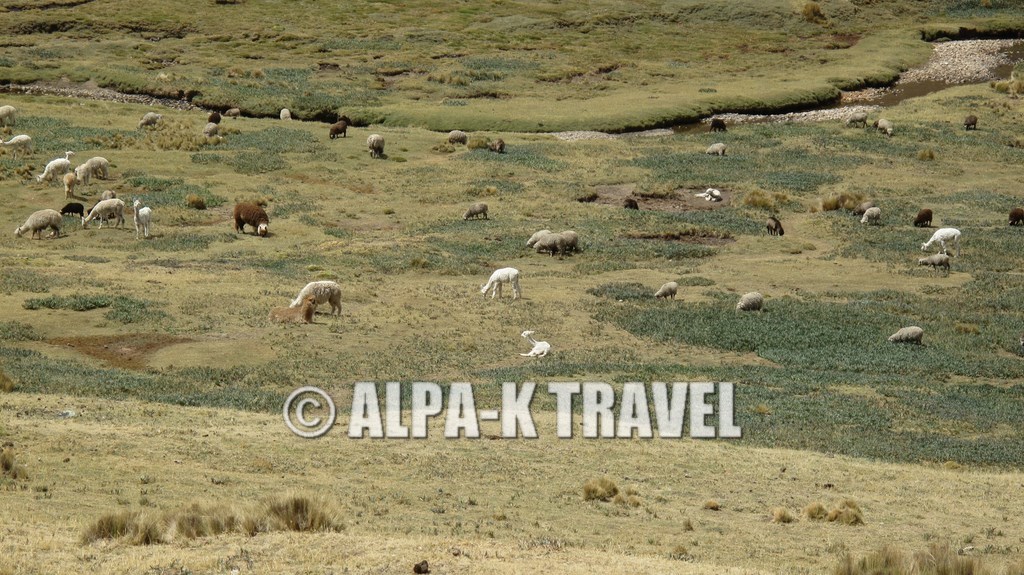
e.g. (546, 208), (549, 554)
(257, 222), (268, 237)
(521, 330), (534, 338)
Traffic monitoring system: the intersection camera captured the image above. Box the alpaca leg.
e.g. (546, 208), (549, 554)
(512, 277), (521, 300)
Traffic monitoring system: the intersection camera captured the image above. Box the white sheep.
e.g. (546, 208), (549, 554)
(846, 111), (868, 127)
(706, 142), (727, 156)
(100, 189), (117, 201)
(463, 202), (488, 220)
(526, 229), (553, 248)
(224, 108), (241, 118)
(481, 267), (521, 300)
(290, 280), (342, 316)
(695, 188), (722, 202)
(0, 105), (16, 127)
(14, 209), (62, 239)
(917, 253), (950, 274)
(138, 112), (162, 129)
(36, 151), (74, 185)
(280, 108), (292, 120)
(736, 291), (764, 312)
(83, 198), (125, 229)
(203, 122), (220, 137)
(654, 281), (679, 299)
(367, 133), (385, 158)
(73, 164), (92, 189)
(921, 227), (961, 257)
(873, 118), (894, 137)
(534, 232), (569, 257)
(448, 130), (468, 145)
(1, 134), (32, 160)
(888, 326), (923, 344)
(520, 330), (550, 357)
(860, 206), (881, 225)
(132, 198), (152, 239)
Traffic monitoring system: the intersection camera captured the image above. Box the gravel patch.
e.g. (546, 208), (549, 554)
(896, 39), (1019, 84)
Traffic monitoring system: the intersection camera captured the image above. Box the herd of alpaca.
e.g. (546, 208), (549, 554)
(5, 100), (1022, 352)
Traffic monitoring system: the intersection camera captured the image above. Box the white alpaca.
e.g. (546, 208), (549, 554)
(921, 227), (961, 257)
(132, 198), (152, 239)
(83, 156), (110, 179)
(1, 135), (32, 160)
(36, 151), (74, 184)
(519, 330), (550, 357)
(83, 198), (125, 229)
(0, 105), (16, 127)
(695, 188), (722, 202)
(290, 280), (342, 316)
(480, 267), (521, 300)
(74, 163), (91, 188)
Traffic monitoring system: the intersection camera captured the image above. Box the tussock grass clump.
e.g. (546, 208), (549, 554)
(827, 499), (864, 525)
(1, 447), (28, 481)
(833, 543), (994, 575)
(467, 137), (490, 150)
(612, 486), (641, 507)
(802, 2), (826, 24)
(819, 192), (865, 212)
(771, 507), (796, 523)
(582, 477), (619, 501)
(804, 501), (828, 520)
(918, 149), (936, 161)
(703, 499), (720, 511)
(81, 493), (343, 545)
(186, 194), (207, 210)
(668, 544), (692, 561)
(0, 371), (14, 393)
(742, 189), (791, 210)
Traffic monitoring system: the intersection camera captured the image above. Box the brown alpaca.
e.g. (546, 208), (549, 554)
(269, 295), (316, 324)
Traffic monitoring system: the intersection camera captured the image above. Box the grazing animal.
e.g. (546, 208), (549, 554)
(488, 138), (505, 153)
(413, 561), (430, 575)
(36, 151), (74, 185)
(137, 112), (162, 129)
(921, 227), (961, 257)
(534, 232), (570, 256)
(269, 295), (316, 324)
(766, 216), (785, 236)
(290, 280), (342, 316)
(280, 108), (292, 120)
(208, 111), (222, 124)
(526, 229), (552, 248)
(133, 198), (152, 239)
(695, 188), (722, 202)
(62, 173), (77, 199)
(736, 292), (764, 312)
(223, 108), (241, 118)
(963, 114), (978, 130)
(709, 118), (727, 132)
(624, 198), (639, 210)
(846, 111), (868, 127)
(14, 209), (62, 239)
(100, 189), (117, 201)
(73, 164), (92, 189)
(519, 330), (550, 357)
(0, 105), (17, 126)
(203, 122), (220, 137)
(83, 198), (126, 229)
(367, 134), (385, 158)
(1009, 207), (1024, 226)
(1, 134), (32, 160)
(913, 208), (933, 228)
(888, 326), (924, 345)
(860, 206), (882, 225)
(853, 201), (875, 216)
(462, 202), (488, 220)
(329, 115), (352, 139)
(873, 118), (894, 137)
(60, 202), (85, 225)
(917, 253), (950, 274)
(481, 267), (521, 300)
(233, 202), (269, 237)
(1019, 333), (1024, 355)
(654, 281), (679, 300)
(448, 130), (468, 145)
(706, 142), (727, 156)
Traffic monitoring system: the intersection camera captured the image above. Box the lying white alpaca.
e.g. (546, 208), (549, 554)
(1, 134), (32, 160)
(695, 188), (722, 202)
(520, 330), (550, 357)
(36, 151), (74, 184)
(481, 267), (521, 300)
(921, 227), (961, 257)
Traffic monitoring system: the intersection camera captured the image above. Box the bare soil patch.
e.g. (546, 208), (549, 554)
(47, 333), (192, 370)
(587, 183), (734, 213)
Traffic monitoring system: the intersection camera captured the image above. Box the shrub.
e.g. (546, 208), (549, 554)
(186, 194), (207, 210)
(264, 494), (344, 532)
(1, 447), (28, 480)
(833, 543), (991, 575)
(802, 2), (826, 23)
(582, 477), (619, 501)
(827, 499), (864, 525)
(820, 192), (865, 212)
(612, 487), (641, 507)
(917, 149), (935, 161)
(772, 507), (796, 523)
(0, 371), (13, 393)
(804, 502), (828, 520)
(703, 499), (720, 511)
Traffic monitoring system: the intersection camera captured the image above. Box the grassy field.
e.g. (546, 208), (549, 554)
(2, 1), (1024, 573)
